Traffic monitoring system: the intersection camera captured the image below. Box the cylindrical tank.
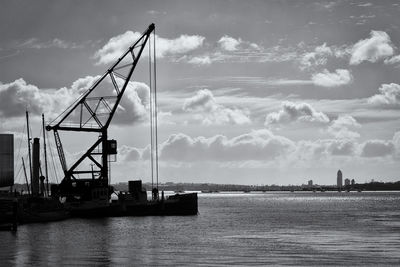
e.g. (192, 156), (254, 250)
(32, 138), (40, 195)
(0, 134), (14, 187)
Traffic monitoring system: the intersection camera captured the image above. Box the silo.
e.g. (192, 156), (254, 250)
(0, 134), (14, 187)
(32, 138), (40, 195)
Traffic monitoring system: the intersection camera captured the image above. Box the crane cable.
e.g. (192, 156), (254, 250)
(154, 27), (159, 190)
(149, 28), (154, 191)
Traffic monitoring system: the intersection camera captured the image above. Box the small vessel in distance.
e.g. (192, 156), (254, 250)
(201, 190), (219, 193)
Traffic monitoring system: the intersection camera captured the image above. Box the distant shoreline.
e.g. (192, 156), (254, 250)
(5, 181), (400, 195)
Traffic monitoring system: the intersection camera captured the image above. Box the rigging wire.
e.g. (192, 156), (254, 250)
(14, 156), (24, 184)
(14, 123), (26, 184)
(46, 130), (59, 184)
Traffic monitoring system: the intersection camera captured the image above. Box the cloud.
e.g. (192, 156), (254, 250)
(94, 31), (205, 64)
(183, 89), (215, 111)
(119, 145), (143, 162)
(349, 31), (394, 65)
(357, 3), (372, 7)
(361, 140), (395, 157)
(300, 43), (333, 70)
(183, 89), (250, 125)
(179, 35), (262, 65)
(0, 77), (150, 126)
(0, 78), (79, 118)
(265, 101), (329, 126)
(315, 1), (338, 10)
(187, 55), (212, 65)
(217, 35), (261, 53)
(113, 81), (150, 125)
(311, 69), (352, 87)
(180, 41), (297, 66)
(115, 129), (400, 169)
(218, 35), (242, 51)
(368, 83), (400, 107)
(384, 55), (400, 65)
(297, 139), (357, 158)
(146, 10), (166, 15)
(327, 115), (361, 139)
(265, 79), (313, 86)
(160, 129), (295, 162)
(236, 69), (351, 88)
(349, 14), (376, 25)
(18, 38), (80, 49)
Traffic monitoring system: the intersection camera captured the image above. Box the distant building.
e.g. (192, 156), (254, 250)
(351, 179), (355, 185)
(337, 170), (342, 189)
(308, 180), (313, 187)
(344, 178), (350, 186)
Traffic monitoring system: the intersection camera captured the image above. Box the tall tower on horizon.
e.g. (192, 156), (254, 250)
(337, 170), (343, 190)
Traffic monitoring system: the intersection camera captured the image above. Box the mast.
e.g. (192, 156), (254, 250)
(26, 111), (33, 193)
(42, 114), (49, 196)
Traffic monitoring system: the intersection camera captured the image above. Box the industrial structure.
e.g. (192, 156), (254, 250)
(45, 23), (197, 216)
(0, 134), (14, 188)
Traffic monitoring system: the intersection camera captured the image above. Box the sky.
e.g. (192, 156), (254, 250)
(1, 0), (400, 186)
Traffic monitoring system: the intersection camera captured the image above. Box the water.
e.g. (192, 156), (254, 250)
(1, 191), (400, 266)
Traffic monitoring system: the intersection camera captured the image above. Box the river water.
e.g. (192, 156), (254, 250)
(1, 191), (399, 266)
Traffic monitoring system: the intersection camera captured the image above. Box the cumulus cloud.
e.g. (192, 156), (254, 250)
(265, 101), (329, 125)
(368, 83), (400, 107)
(160, 130), (295, 162)
(115, 129), (400, 168)
(361, 140), (395, 157)
(183, 89), (250, 125)
(119, 145), (143, 162)
(0, 78), (80, 118)
(300, 43), (333, 70)
(218, 35), (242, 51)
(216, 35), (261, 54)
(349, 30), (394, 65)
(94, 31), (205, 64)
(0, 77), (150, 126)
(327, 115), (361, 139)
(113, 81), (150, 125)
(296, 139), (357, 159)
(311, 69), (352, 87)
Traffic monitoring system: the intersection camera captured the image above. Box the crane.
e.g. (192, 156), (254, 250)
(46, 24), (156, 200)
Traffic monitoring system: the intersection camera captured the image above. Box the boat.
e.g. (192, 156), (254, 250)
(16, 195), (68, 224)
(0, 114), (70, 228)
